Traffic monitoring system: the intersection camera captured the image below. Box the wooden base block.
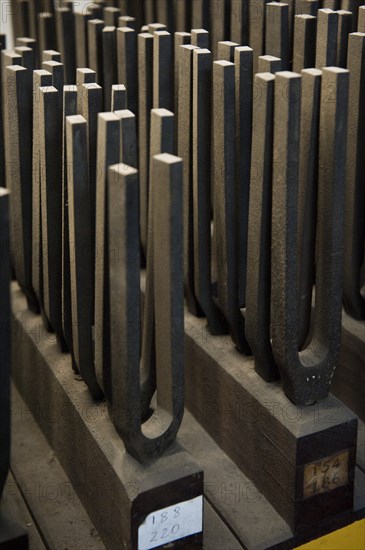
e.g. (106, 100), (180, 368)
(184, 309), (358, 533)
(332, 312), (365, 421)
(11, 284), (203, 550)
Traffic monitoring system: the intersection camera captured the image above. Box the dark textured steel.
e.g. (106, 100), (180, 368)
(141, 108), (175, 419)
(111, 83), (126, 111)
(61, 85), (78, 360)
(191, 0), (209, 30)
(115, 109), (138, 167)
(66, 115), (103, 399)
(293, 14), (317, 72)
(2, 51), (22, 87)
(102, 26), (117, 110)
(138, 32), (153, 257)
(0, 35), (5, 191)
(192, 48), (228, 335)
(148, 22), (167, 34)
(235, 46), (253, 308)
(176, 0), (191, 32)
(118, 16), (136, 29)
(337, 10), (353, 68)
(249, 0), (270, 72)
(231, 0), (249, 45)
(315, 9), (339, 68)
(322, 0), (340, 8)
(94, 113), (121, 403)
(245, 72), (277, 381)
(42, 49), (61, 62)
(343, 1), (362, 30)
(32, 69), (52, 315)
(75, 11), (90, 68)
(359, 6), (365, 32)
(174, 32), (191, 121)
(4, 65), (38, 313)
(39, 85), (66, 347)
(213, 60), (250, 354)
(271, 68), (349, 405)
(87, 2), (103, 20)
(55, 6), (76, 84)
(178, 44), (203, 317)
(210, 0), (229, 59)
(265, 2), (290, 69)
(76, 68), (96, 114)
(191, 28), (209, 48)
(153, 30), (173, 110)
(343, 32), (365, 320)
(38, 12), (57, 54)
(109, 153), (184, 463)
(296, 0), (318, 16)
(117, 27), (138, 115)
(0, 188), (10, 498)
(258, 54), (282, 73)
(79, 82), (103, 229)
(156, 0), (175, 31)
(42, 60), (64, 91)
(144, 0), (156, 27)
(88, 19), (104, 87)
(104, 6), (120, 26)
(217, 40), (239, 61)
(297, 69), (322, 348)
(14, 45), (34, 71)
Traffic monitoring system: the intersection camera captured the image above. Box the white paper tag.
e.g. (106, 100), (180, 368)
(138, 495), (203, 550)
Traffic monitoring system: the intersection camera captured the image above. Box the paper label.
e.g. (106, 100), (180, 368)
(138, 495), (203, 550)
(303, 450), (349, 499)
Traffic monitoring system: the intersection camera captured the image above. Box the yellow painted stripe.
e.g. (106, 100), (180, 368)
(295, 519), (365, 549)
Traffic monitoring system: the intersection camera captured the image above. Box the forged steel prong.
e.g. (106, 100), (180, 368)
(246, 72), (277, 381)
(343, 32), (365, 319)
(213, 60), (251, 354)
(193, 48), (228, 335)
(271, 68), (349, 405)
(94, 112), (121, 402)
(108, 153), (184, 463)
(0, 188), (10, 498)
(66, 114), (103, 398)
